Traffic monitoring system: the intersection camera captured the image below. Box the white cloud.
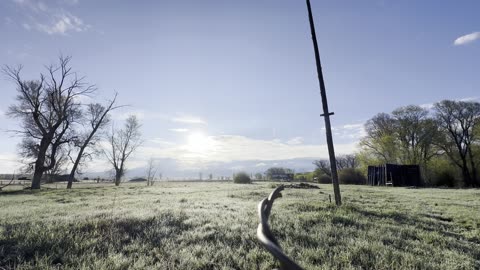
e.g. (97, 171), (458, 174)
(0, 153), (23, 173)
(454, 32), (480, 46)
(172, 116), (207, 125)
(458, 96), (479, 102)
(111, 110), (168, 121)
(420, 103), (434, 110)
(169, 128), (189, 133)
(286, 136), (303, 145)
(327, 123), (366, 140)
(11, 0), (89, 35)
(4, 17), (14, 25)
(255, 162), (267, 167)
(420, 96), (480, 110)
(150, 138), (176, 146)
(22, 22), (31, 30)
(36, 13), (88, 35)
(137, 134), (358, 168)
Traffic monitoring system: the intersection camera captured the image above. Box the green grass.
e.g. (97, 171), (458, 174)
(1, 182), (479, 269)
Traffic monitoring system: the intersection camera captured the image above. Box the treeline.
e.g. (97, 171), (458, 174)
(358, 101), (480, 187)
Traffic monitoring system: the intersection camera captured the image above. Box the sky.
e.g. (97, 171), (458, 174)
(0, 0), (479, 178)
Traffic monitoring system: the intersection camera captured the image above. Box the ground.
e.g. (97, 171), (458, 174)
(0, 182), (479, 269)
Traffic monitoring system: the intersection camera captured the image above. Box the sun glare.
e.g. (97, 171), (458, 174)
(186, 132), (215, 155)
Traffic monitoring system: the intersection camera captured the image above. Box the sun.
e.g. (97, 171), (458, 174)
(186, 132), (214, 154)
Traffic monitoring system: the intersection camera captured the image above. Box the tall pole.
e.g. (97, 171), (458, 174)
(306, 0), (341, 206)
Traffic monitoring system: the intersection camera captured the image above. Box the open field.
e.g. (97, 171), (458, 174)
(1, 182), (479, 269)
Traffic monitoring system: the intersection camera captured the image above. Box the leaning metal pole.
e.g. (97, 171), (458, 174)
(306, 0), (341, 206)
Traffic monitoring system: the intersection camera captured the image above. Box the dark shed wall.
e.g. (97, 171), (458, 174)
(367, 164), (421, 187)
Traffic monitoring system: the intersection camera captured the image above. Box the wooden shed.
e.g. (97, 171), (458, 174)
(367, 164), (421, 187)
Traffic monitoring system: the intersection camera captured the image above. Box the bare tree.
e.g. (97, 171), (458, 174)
(434, 100), (480, 187)
(45, 150), (69, 183)
(66, 95), (119, 189)
(145, 158), (157, 186)
(4, 56), (94, 189)
(312, 160), (332, 176)
(336, 154), (358, 170)
(104, 115), (142, 186)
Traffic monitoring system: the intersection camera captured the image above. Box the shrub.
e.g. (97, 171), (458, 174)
(233, 172), (251, 184)
(338, 168), (366, 185)
(432, 171), (457, 187)
(317, 175), (332, 184)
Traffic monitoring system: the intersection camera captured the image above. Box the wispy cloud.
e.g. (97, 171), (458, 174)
(0, 152), (23, 173)
(137, 134), (357, 167)
(11, 0), (89, 35)
(169, 128), (189, 133)
(420, 96), (479, 110)
(111, 110), (168, 121)
(286, 137), (303, 145)
(326, 123), (366, 140)
(454, 32), (480, 46)
(172, 116), (207, 125)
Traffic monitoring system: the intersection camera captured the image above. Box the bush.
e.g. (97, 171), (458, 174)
(317, 175), (332, 184)
(338, 168), (366, 185)
(431, 171), (457, 187)
(233, 172), (251, 184)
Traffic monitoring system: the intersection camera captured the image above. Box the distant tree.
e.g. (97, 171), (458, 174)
(104, 115), (142, 186)
(208, 173), (213, 180)
(233, 172), (251, 184)
(254, 173), (263, 180)
(312, 160), (331, 176)
(265, 167), (293, 179)
(434, 100), (480, 187)
(4, 56), (94, 189)
(67, 95), (119, 189)
(334, 154), (359, 170)
(145, 157), (157, 186)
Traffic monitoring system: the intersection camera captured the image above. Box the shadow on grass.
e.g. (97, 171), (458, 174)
(346, 205), (480, 258)
(0, 211), (191, 268)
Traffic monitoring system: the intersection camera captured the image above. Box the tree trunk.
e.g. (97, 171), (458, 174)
(67, 146), (86, 189)
(31, 166), (43, 189)
(31, 147), (48, 190)
(467, 149), (478, 187)
(115, 170), (122, 186)
(461, 158), (472, 187)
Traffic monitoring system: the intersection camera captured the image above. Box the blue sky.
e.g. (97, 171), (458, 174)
(1, 0), (479, 177)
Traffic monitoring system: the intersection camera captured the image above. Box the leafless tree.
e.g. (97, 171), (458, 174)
(45, 150), (69, 183)
(336, 154), (358, 170)
(145, 158), (157, 186)
(4, 56), (95, 189)
(313, 160), (331, 176)
(104, 115), (142, 186)
(434, 100), (480, 187)
(66, 94), (119, 189)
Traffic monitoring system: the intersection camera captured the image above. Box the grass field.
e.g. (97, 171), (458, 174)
(1, 182), (479, 269)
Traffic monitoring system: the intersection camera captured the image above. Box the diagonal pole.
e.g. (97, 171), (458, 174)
(306, 0), (342, 206)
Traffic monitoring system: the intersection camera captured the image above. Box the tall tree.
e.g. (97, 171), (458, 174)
(4, 56), (94, 189)
(360, 113), (398, 163)
(391, 105), (439, 165)
(434, 100), (480, 187)
(66, 95), (119, 189)
(104, 115), (142, 186)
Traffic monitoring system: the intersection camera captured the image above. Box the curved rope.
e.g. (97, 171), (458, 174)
(257, 185), (304, 270)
